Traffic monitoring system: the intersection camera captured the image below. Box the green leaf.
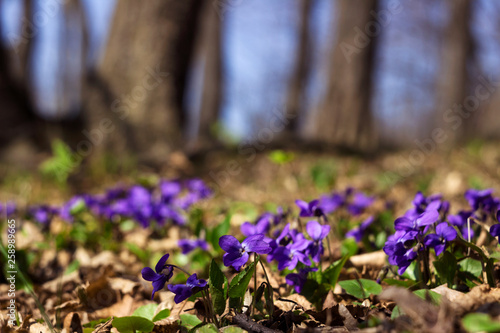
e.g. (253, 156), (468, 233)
(458, 258), (482, 278)
(228, 261), (256, 299)
(126, 243), (150, 265)
(83, 318), (111, 328)
(220, 327), (246, 333)
(413, 289), (441, 305)
(152, 309), (170, 322)
(196, 323), (218, 333)
(209, 259), (225, 291)
(310, 162), (336, 190)
(180, 314), (203, 330)
(384, 279), (419, 290)
(132, 304), (158, 321)
(433, 251), (457, 288)
(338, 279), (382, 300)
(489, 252), (500, 261)
(401, 261), (419, 281)
(209, 259), (227, 315)
(209, 214), (231, 252)
(341, 238), (358, 256)
(462, 313), (500, 332)
(69, 198), (86, 215)
(391, 305), (403, 320)
(112, 316), (154, 333)
(268, 150), (295, 165)
(322, 256), (349, 286)
(64, 260), (80, 275)
(120, 219), (136, 232)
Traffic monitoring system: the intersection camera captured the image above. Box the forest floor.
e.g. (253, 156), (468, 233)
(1, 141), (500, 332)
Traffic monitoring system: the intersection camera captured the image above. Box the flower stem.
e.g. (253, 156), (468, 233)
(259, 259), (274, 317)
(252, 253), (257, 316)
(202, 289), (219, 328)
(168, 264), (191, 276)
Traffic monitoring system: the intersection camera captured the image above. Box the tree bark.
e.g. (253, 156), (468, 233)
(85, 0), (203, 166)
(191, 0), (223, 151)
(284, 0), (313, 136)
(311, 0), (379, 153)
(436, 0), (474, 145)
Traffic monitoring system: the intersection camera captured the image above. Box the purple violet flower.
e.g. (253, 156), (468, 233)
(346, 216), (375, 242)
(219, 234), (272, 271)
(0, 201), (16, 217)
(319, 193), (345, 214)
(286, 267), (318, 293)
(30, 205), (58, 225)
(168, 273), (207, 304)
(383, 230), (419, 275)
(448, 210), (474, 239)
(240, 214), (271, 237)
(423, 222), (457, 256)
(306, 220), (330, 263)
(465, 189), (497, 212)
(347, 192), (374, 216)
(178, 239), (208, 254)
(490, 210), (500, 240)
(273, 234), (312, 270)
(295, 199), (325, 219)
(394, 210), (439, 232)
(141, 254), (174, 299)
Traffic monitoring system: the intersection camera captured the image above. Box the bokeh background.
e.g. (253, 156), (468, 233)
(1, 0), (500, 171)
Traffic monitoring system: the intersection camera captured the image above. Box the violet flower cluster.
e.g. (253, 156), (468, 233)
(227, 205), (332, 293)
(142, 253), (207, 303)
(227, 189), (374, 293)
(384, 189), (500, 275)
(23, 179), (211, 228)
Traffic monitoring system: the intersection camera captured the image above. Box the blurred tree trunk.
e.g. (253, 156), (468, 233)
(18, 0), (34, 82)
(85, 0), (203, 167)
(312, 0), (379, 153)
(283, 0), (313, 137)
(437, 0), (475, 145)
(0, 2), (45, 165)
(191, 0), (223, 152)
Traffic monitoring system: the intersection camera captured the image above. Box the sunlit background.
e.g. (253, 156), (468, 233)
(1, 0), (500, 168)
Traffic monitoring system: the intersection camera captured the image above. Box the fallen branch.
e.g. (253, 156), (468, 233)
(231, 313), (281, 333)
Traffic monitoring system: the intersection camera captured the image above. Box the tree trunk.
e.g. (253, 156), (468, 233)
(0, 9), (47, 164)
(190, 0), (223, 152)
(436, 0), (474, 145)
(284, 0), (313, 136)
(311, 0), (379, 153)
(85, 0), (203, 166)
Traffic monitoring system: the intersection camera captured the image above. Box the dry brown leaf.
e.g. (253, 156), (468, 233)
(108, 277), (140, 295)
(42, 271), (82, 294)
(62, 312), (83, 333)
(28, 322), (52, 333)
(275, 294), (312, 312)
(451, 285), (500, 316)
(431, 284), (463, 303)
(91, 294), (135, 319)
(380, 286), (456, 333)
(349, 251), (386, 268)
(323, 290), (337, 310)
